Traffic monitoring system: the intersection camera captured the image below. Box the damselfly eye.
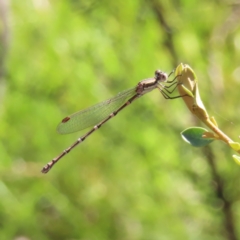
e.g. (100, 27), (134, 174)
(155, 69), (161, 76)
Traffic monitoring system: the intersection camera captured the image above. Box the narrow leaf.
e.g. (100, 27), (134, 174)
(233, 155), (240, 165)
(229, 142), (240, 151)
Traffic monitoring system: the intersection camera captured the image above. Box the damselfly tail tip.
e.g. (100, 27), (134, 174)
(41, 165), (51, 174)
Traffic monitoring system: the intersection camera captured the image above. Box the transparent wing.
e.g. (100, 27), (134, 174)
(57, 87), (137, 134)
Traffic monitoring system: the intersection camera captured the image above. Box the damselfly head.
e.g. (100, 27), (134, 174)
(155, 70), (168, 82)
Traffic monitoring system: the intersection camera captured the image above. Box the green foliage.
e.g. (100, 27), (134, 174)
(181, 127), (214, 147)
(233, 155), (240, 165)
(0, 0), (240, 239)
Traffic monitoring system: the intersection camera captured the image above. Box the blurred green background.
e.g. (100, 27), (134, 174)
(1, 0), (240, 239)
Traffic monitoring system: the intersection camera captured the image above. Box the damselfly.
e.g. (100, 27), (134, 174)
(42, 70), (180, 173)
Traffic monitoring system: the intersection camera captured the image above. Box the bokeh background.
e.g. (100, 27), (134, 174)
(1, 0), (240, 239)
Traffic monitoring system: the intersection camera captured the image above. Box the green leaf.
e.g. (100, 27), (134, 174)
(233, 155), (240, 165)
(181, 84), (195, 98)
(229, 142), (240, 151)
(181, 127), (214, 147)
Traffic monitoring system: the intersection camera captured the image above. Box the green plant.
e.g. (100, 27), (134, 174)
(175, 63), (240, 164)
